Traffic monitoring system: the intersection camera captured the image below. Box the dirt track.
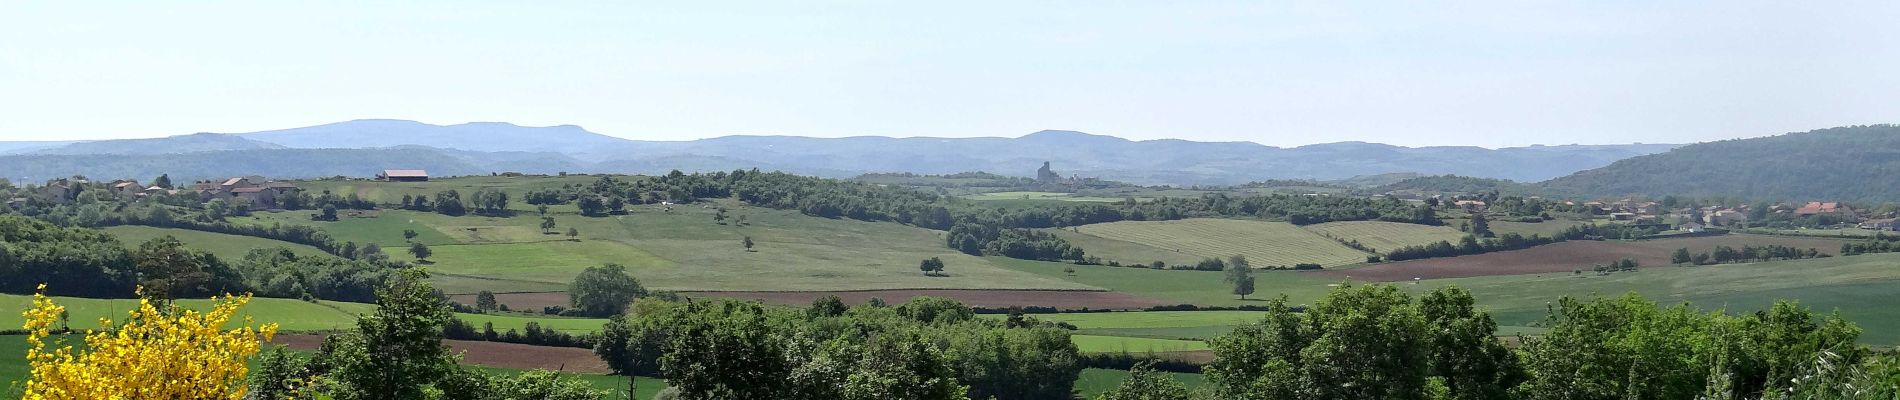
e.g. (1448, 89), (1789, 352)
(1315, 234), (1850, 282)
(272, 334), (611, 374)
(679, 289), (1171, 310)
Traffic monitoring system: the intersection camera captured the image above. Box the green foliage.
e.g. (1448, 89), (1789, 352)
(317, 269), (458, 399)
(1206, 285), (1514, 400)
(1515, 294), (1862, 400)
(133, 235), (243, 299)
(408, 241), (432, 260)
(596, 296), (1077, 400)
(1096, 363), (1192, 400)
(0, 215), (136, 297)
(568, 263), (647, 317)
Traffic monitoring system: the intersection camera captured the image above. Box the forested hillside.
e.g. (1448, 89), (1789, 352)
(1541, 124), (1900, 201)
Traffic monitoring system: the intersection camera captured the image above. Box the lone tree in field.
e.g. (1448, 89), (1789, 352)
(1671, 248), (1692, 264)
(408, 241), (432, 262)
(714, 208), (728, 224)
(568, 263), (647, 317)
(920, 257), (946, 276)
(1064, 266), (1076, 276)
(540, 217), (557, 234)
(1224, 255), (1255, 300)
(475, 291), (498, 313)
(1469, 212), (1492, 237)
(402, 229), (418, 241)
(566, 227), (580, 241)
(742, 236), (755, 251)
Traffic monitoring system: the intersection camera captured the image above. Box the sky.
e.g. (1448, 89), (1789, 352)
(1, 1), (1896, 148)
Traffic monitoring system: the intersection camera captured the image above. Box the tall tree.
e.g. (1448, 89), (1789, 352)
(1468, 212), (1492, 237)
(319, 269), (456, 399)
(475, 291), (498, 313)
(569, 263), (648, 317)
(1419, 287), (1523, 400)
(408, 241), (432, 261)
(1225, 255), (1255, 300)
(151, 173), (172, 189)
(540, 217), (557, 234)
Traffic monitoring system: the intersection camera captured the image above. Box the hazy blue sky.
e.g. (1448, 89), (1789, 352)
(2, 1), (1895, 147)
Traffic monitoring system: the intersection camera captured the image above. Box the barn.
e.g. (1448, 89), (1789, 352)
(380, 169), (430, 182)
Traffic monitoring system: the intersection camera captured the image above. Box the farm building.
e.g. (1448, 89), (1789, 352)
(1795, 201), (1855, 217)
(1706, 210), (1747, 226)
(1860, 218), (1898, 231)
(380, 169), (430, 182)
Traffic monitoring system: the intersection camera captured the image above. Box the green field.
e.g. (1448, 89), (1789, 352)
(1074, 368), (1205, 398)
(1488, 219), (1591, 237)
(995, 258), (1343, 307)
(962, 191), (1126, 203)
(1072, 334), (1209, 353)
(0, 294), (606, 335)
(1408, 252), (1900, 345)
(210, 180), (1095, 294)
(1067, 218), (1371, 268)
(993, 310), (1266, 340)
(1301, 221), (1465, 253)
(103, 226), (330, 258)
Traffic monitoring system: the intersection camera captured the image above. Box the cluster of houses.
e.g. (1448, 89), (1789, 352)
(4, 176), (304, 211)
(186, 176), (302, 209)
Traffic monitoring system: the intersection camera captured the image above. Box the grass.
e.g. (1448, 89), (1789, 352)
(1488, 219), (1591, 237)
(1072, 334), (1208, 353)
(995, 257), (1343, 308)
(102, 226), (329, 258)
(1407, 252), (1900, 345)
(228, 198), (1092, 294)
(991, 310), (1267, 340)
(1067, 218), (1371, 268)
(1074, 368), (1205, 398)
(1301, 221), (1465, 253)
(962, 191), (1126, 203)
(0, 294), (607, 335)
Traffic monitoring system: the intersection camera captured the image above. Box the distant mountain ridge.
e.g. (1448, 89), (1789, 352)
(2, 120), (1679, 184)
(31, 133), (283, 155)
(1540, 124), (1900, 202)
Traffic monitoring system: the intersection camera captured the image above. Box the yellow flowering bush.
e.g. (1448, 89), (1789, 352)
(19, 284), (279, 400)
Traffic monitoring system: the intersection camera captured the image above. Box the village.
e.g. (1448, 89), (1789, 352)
(2, 169), (429, 212)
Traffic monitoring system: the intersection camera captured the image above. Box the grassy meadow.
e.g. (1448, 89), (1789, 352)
(103, 225), (330, 258)
(216, 196), (1092, 294)
(1066, 218), (1372, 268)
(1301, 220), (1465, 253)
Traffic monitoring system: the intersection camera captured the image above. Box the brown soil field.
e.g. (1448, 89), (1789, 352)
(448, 291), (571, 311)
(272, 334), (610, 373)
(1317, 234), (1850, 281)
(678, 289), (1171, 310)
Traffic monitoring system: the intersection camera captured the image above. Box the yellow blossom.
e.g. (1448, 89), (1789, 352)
(19, 285), (279, 400)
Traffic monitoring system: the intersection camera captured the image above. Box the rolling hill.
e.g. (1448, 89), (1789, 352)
(32, 133), (283, 155)
(0, 120), (1677, 185)
(1540, 124), (1900, 201)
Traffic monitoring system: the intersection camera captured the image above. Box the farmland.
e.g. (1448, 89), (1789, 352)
(220, 199), (1091, 294)
(1066, 218), (1372, 268)
(1407, 252), (1900, 344)
(1320, 234), (1851, 281)
(102, 225), (329, 258)
(1301, 220), (1465, 253)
